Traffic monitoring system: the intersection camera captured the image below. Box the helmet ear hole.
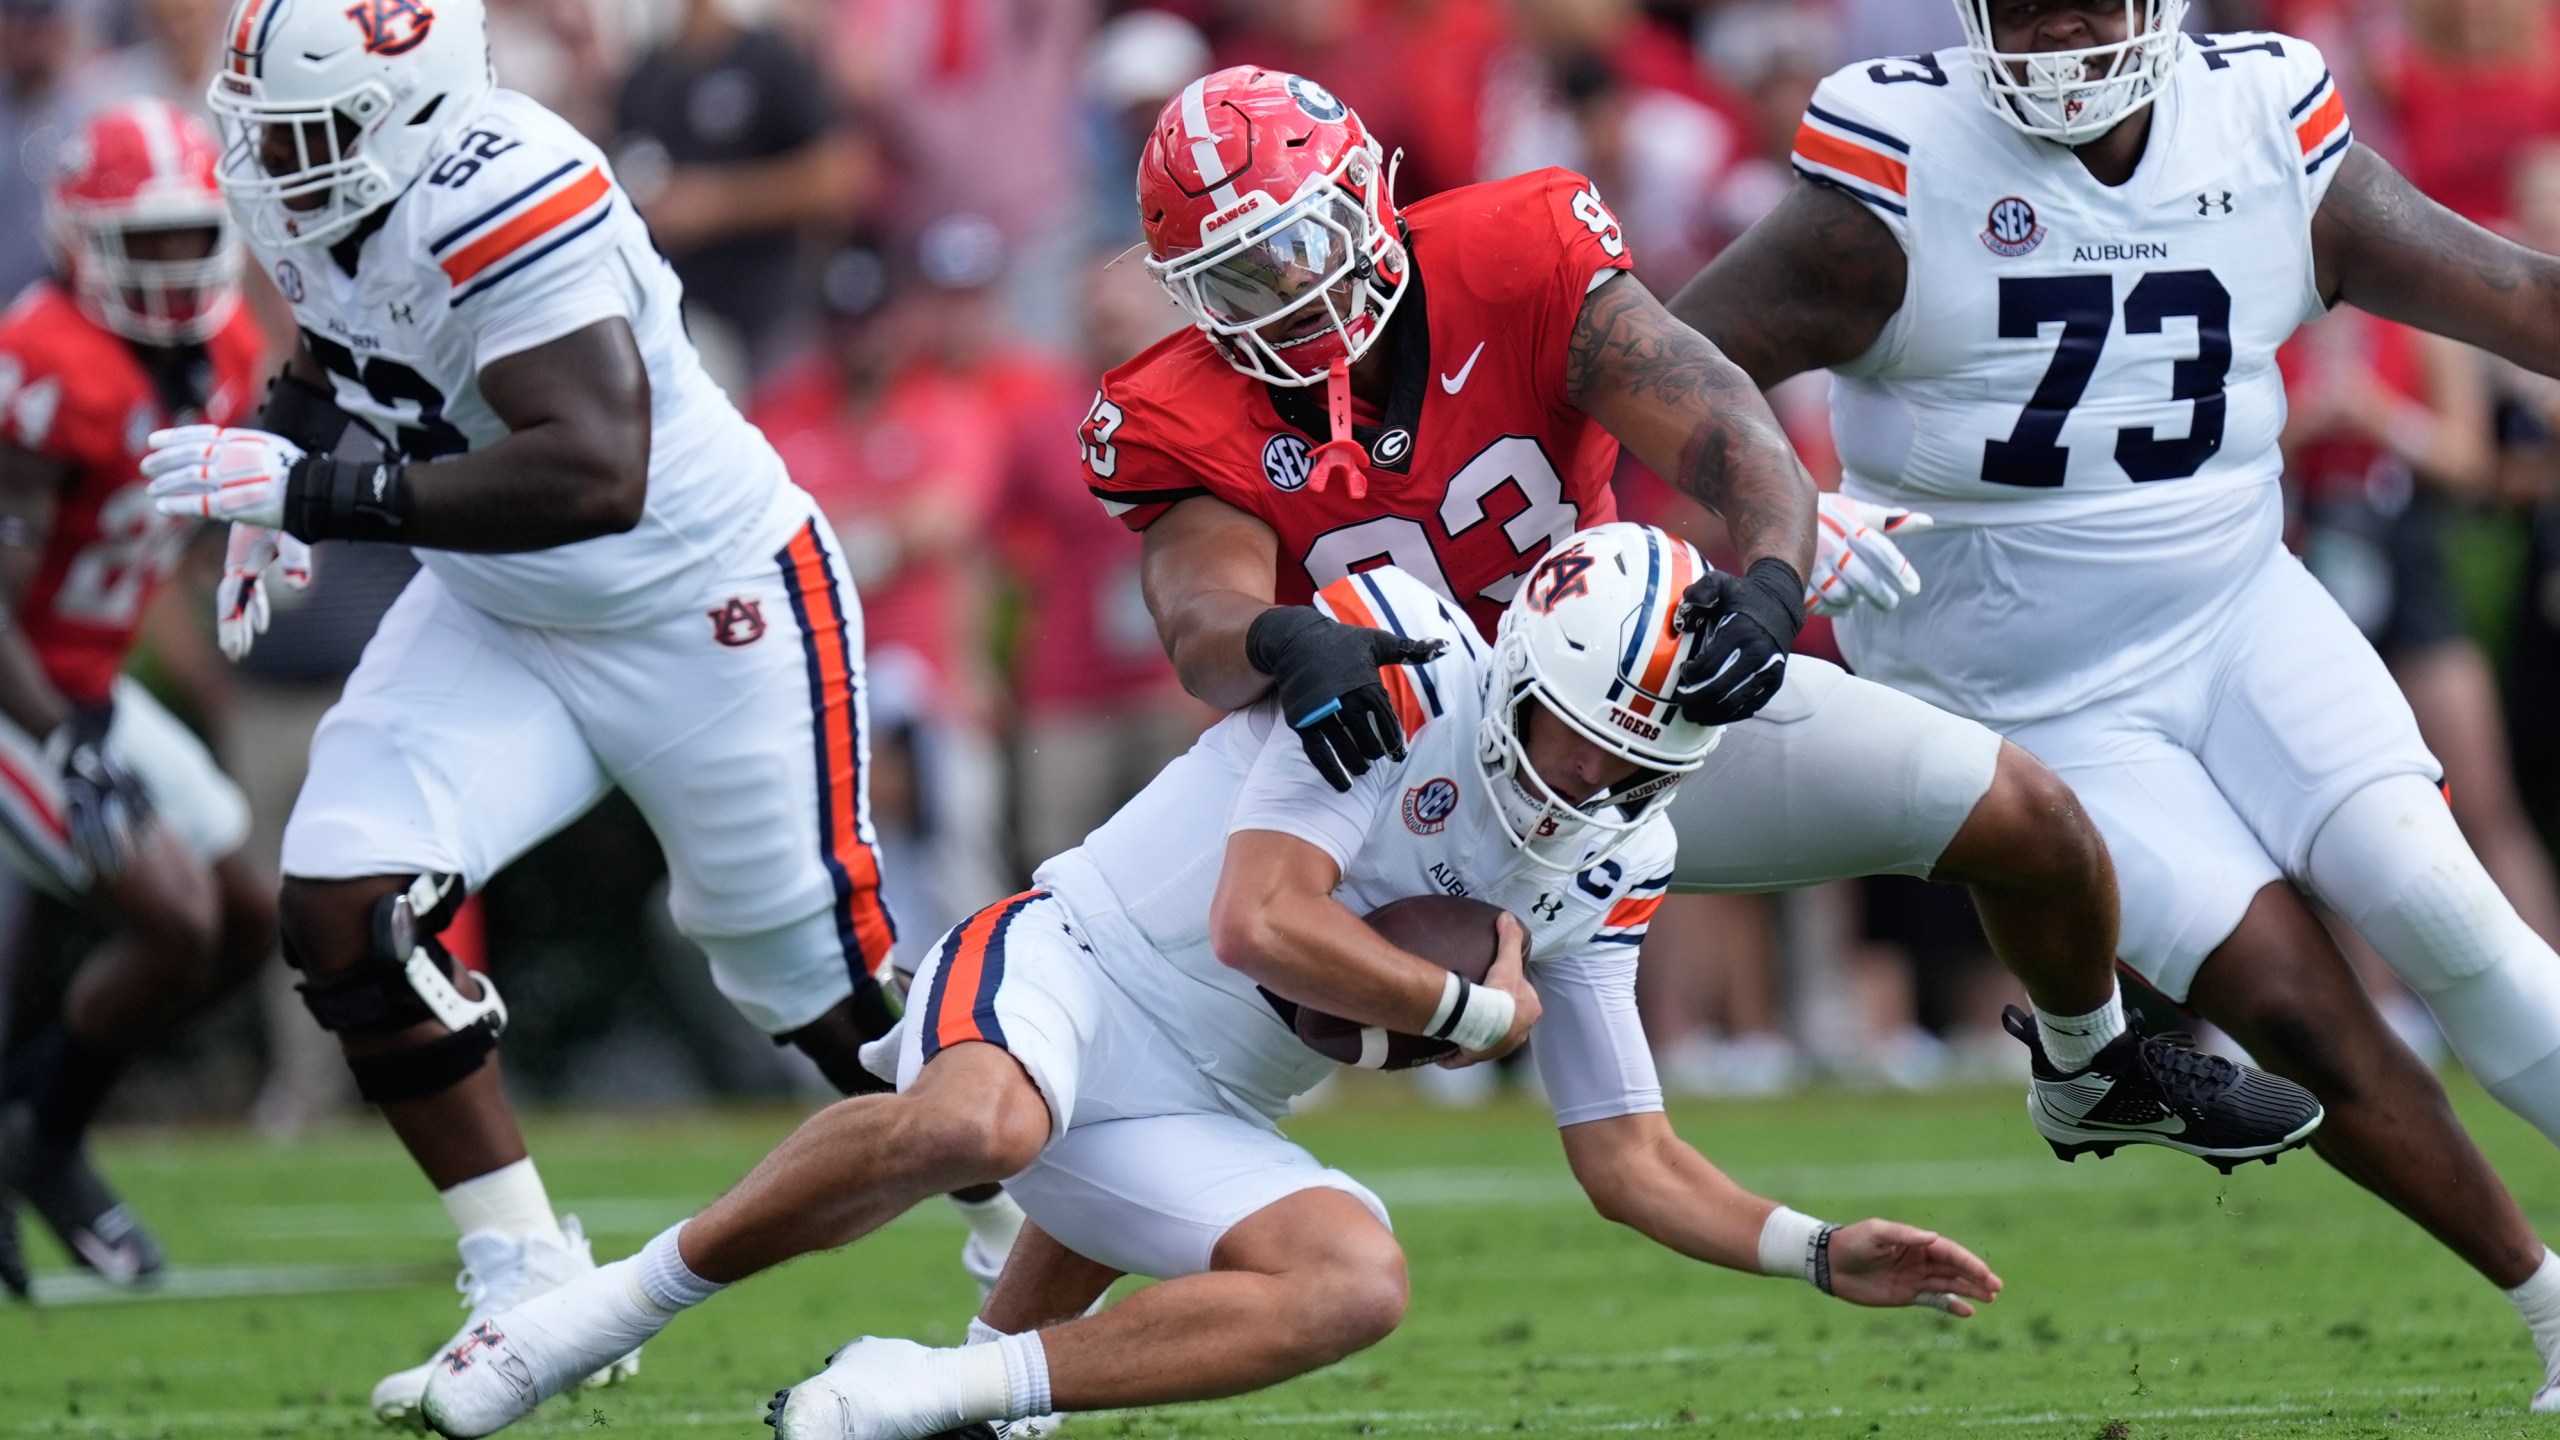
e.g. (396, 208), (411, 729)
(409, 94), (446, 127)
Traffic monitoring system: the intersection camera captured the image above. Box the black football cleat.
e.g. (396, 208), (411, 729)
(2003, 1006), (2323, 1170)
(0, 1106), (164, 1284)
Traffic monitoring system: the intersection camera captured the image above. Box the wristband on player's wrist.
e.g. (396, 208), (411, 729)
(1757, 1206), (1841, 1293)
(283, 454), (413, 544)
(1426, 971), (1515, 1054)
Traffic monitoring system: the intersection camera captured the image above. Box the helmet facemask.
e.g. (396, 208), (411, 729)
(1149, 143), (1408, 387)
(60, 215), (242, 345)
(209, 76), (400, 249)
(1954, 0), (2188, 146)
(1475, 637), (1715, 873)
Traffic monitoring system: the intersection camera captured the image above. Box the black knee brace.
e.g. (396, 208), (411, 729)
(290, 875), (503, 1105)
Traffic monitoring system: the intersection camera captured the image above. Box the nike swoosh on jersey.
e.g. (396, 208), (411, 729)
(1440, 342), (1485, 394)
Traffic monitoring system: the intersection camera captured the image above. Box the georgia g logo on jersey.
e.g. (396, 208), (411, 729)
(347, 0), (434, 56)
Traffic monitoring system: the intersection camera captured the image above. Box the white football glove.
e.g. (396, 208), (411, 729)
(1805, 492), (1932, 618)
(142, 425), (302, 528)
(215, 524), (313, 661)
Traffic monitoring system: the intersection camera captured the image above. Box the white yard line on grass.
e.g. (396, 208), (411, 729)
(24, 1261), (447, 1306)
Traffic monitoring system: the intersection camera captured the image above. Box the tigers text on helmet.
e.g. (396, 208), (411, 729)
(208, 0), (491, 249)
(1136, 66), (1408, 387)
(1478, 524), (1725, 871)
(47, 99), (242, 346)
(1953, 0), (2187, 146)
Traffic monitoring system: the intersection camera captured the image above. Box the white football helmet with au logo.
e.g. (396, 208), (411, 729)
(207, 0), (491, 249)
(1479, 523), (1724, 870)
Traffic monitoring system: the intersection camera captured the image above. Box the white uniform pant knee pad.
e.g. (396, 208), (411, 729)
(2308, 774), (2560, 1099)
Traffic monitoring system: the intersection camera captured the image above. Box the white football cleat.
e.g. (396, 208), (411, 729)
(2535, 1374), (2560, 1414)
(767, 1338), (973, 1440)
(418, 1256), (671, 1437)
(372, 1219), (638, 1428)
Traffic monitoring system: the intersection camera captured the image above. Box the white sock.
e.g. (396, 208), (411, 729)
(2035, 989), (2125, 1073)
(440, 1158), (566, 1245)
(954, 1330), (1052, 1422)
(952, 1189), (1026, 1253)
(636, 1222), (724, 1313)
(2508, 1247), (2560, 1379)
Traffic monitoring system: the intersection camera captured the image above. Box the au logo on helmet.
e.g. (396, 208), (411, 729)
(1524, 548), (1594, 613)
(346, 0), (434, 56)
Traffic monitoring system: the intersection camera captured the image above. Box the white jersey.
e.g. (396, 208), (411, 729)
(1797, 35), (2357, 720)
(1036, 566), (1674, 1127)
(245, 90), (796, 629)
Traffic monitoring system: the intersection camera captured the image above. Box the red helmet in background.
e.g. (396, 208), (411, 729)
(1136, 67), (1408, 387)
(47, 99), (242, 347)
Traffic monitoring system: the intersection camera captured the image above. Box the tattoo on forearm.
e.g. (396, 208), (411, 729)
(2319, 144), (2560, 372)
(1568, 278), (1815, 575)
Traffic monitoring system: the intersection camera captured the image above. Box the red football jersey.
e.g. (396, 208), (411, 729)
(0, 283), (265, 704)
(1082, 167), (1635, 639)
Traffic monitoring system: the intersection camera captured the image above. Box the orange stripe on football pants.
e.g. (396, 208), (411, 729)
(775, 521), (898, 980)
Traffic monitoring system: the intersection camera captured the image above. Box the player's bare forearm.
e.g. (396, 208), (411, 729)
(0, 444), (72, 736)
(1560, 1112), (1773, 1272)
(2315, 143), (2560, 378)
(1209, 829), (1457, 1033)
(1142, 495), (1282, 710)
(1568, 274), (1816, 581)
(393, 319), (652, 551)
(1669, 179), (1907, 390)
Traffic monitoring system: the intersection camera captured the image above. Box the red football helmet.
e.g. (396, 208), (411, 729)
(1136, 67), (1408, 387)
(47, 99), (242, 346)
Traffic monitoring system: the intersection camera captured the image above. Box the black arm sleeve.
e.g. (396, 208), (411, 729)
(257, 371), (353, 453)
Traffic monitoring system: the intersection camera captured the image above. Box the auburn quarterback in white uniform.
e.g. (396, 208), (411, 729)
(1675, 0), (2560, 1408)
(139, 0), (1021, 1419)
(411, 527), (2003, 1440)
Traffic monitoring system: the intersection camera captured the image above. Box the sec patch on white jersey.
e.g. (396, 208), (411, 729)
(1799, 33), (2350, 526)
(248, 90), (797, 628)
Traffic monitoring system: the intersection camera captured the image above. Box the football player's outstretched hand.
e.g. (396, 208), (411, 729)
(1825, 1219), (2002, 1317)
(1806, 493), (1932, 617)
(142, 425), (301, 528)
(216, 524), (314, 661)
(1245, 606), (1445, 792)
(1672, 558), (1804, 726)
(51, 705), (149, 878)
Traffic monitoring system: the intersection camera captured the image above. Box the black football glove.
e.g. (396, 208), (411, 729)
(1246, 606), (1446, 792)
(1671, 557), (1806, 726)
(52, 704), (149, 878)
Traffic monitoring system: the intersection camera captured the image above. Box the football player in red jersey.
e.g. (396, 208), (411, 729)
(0, 99), (282, 1292)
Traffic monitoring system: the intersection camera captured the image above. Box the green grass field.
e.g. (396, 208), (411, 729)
(6, 1079), (2560, 1439)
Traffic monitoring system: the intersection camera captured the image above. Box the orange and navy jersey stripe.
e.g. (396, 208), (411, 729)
(1791, 104), (1910, 218)
(1313, 571), (1443, 741)
(2292, 69), (2352, 178)
(775, 519), (898, 981)
(429, 162), (616, 306)
(921, 890), (1045, 1059)
(1605, 531), (1699, 722)
(1593, 869), (1672, 948)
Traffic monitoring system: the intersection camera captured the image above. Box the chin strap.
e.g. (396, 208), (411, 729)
(1306, 356), (1369, 499)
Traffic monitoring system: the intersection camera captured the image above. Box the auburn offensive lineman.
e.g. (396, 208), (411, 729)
(142, 0), (1019, 1417)
(1673, 0), (2560, 1409)
(0, 99), (277, 1293)
(411, 531), (2003, 1440)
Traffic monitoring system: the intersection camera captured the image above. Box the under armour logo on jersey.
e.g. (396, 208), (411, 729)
(1530, 893), (1563, 922)
(709, 597), (767, 647)
(389, 302), (414, 325)
(2199, 191), (2234, 216)
(346, 0), (435, 56)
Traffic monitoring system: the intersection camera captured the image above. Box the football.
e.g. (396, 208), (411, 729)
(1294, 894), (1504, 1070)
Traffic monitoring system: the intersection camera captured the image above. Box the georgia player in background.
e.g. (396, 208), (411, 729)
(1672, 0), (2560, 1408)
(0, 99), (279, 1293)
(144, 0), (1016, 1419)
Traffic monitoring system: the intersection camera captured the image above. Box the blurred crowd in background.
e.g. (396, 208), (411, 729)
(9, 0), (2560, 1123)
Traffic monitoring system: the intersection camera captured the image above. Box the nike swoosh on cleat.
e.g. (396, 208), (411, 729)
(1440, 342), (1485, 394)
